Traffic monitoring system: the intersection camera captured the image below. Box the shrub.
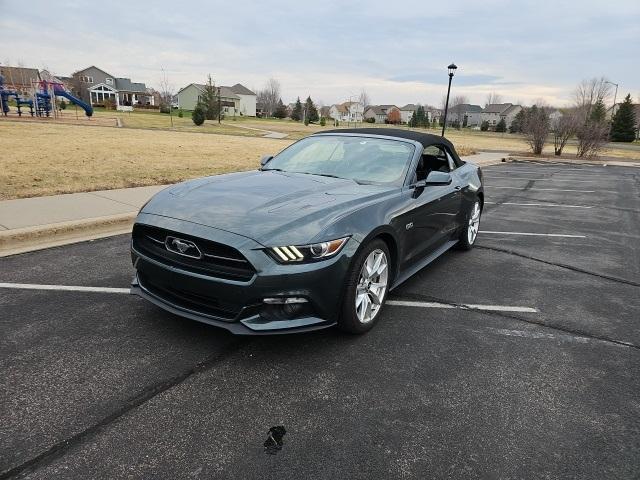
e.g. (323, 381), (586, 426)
(320, 117), (326, 126)
(59, 99), (67, 110)
(495, 118), (507, 132)
(365, 117), (375, 123)
(178, 109), (184, 118)
(480, 121), (489, 131)
(522, 105), (550, 155)
(160, 104), (170, 114)
(192, 105), (205, 126)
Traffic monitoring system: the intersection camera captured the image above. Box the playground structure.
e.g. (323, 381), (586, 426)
(0, 74), (93, 118)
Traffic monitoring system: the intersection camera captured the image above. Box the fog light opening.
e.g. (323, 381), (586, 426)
(260, 297), (313, 321)
(263, 297), (308, 305)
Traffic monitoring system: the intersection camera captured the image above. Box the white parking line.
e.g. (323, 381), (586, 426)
(386, 299), (538, 313)
(484, 201), (593, 209)
(480, 231), (586, 238)
(485, 176), (601, 183)
(0, 283), (130, 294)
(486, 169), (606, 176)
(0, 282), (540, 314)
(486, 186), (596, 193)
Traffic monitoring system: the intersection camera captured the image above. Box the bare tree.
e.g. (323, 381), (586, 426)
(445, 95), (469, 126)
(159, 67), (175, 127)
(257, 78), (281, 117)
(574, 77), (612, 158)
(522, 103), (551, 155)
(574, 77), (611, 117)
(485, 92), (503, 108)
(358, 89), (371, 110)
(552, 109), (579, 156)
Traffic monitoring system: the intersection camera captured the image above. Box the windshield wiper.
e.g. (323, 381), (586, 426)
(294, 171), (344, 180)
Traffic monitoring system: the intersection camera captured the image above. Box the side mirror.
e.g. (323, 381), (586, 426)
(424, 171), (452, 186)
(260, 155), (273, 167)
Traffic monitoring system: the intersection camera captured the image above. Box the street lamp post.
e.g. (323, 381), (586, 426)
(605, 80), (619, 116)
(441, 63), (457, 136)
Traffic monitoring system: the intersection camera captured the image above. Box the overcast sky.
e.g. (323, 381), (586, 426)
(2, 0), (638, 107)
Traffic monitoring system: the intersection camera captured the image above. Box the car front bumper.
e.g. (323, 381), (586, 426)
(130, 214), (359, 335)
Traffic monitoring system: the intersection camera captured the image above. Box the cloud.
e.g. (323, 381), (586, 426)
(1, 0), (639, 107)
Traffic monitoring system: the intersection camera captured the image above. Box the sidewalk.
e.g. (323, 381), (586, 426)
(0, 151), (508, 256)
(0, 185), (168, 256)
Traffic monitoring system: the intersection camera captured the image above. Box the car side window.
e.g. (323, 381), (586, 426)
(420, 145), (450, 174)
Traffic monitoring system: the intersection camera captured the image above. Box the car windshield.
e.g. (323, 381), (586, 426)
(264, 135), (415, 185)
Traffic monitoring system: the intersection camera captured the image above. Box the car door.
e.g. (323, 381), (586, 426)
(399, 145), (463, 267)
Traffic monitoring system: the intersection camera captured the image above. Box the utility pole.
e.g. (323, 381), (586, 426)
(217, 86), (222, 124)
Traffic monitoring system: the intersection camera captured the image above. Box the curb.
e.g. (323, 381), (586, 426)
(0, 213), (136, 257)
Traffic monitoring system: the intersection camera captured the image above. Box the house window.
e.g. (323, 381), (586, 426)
(106, 78), (113, 85)
(81, 76), (94, 83)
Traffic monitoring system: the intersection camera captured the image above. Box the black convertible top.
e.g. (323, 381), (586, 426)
(319, 128), (456, 152)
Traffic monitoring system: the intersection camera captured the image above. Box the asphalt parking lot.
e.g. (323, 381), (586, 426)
(1, 160), (639, 479)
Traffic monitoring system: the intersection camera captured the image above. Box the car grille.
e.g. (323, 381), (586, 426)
(132, 224), (255, 282)
(137, 272), (241, 321)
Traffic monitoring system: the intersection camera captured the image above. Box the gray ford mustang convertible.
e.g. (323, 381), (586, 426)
(130, 128), (483, 334)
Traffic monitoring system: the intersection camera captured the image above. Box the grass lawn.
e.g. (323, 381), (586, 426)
(2, 114), (638, 200)
(0, 121), (290, 200)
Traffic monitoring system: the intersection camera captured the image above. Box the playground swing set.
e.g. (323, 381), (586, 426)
(0, 73), (93, 118)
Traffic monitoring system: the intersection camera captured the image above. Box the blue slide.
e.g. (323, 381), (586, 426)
(53, 86), (93, 117)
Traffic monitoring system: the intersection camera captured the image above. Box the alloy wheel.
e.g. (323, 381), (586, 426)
(355, 249), (389, 323)
(468, 201), (481, 244)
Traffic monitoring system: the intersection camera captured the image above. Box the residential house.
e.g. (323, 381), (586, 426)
(448, 104), (483, 127)
(363, 105), (400, 124)
(426, 107), (442, 124)
(329, 101), (364, 122)
(481, 103), (522, 128)
(40, 70), (72, 91)
(71, 66), (152, 108)
(548, 109), (563, 125)
(0, 65), (41, 96)
(399, 104), (418, 124)
(176, 83), (256, 116)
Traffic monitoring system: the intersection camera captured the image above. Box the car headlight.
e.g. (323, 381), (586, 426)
(268, 237), (349, 263)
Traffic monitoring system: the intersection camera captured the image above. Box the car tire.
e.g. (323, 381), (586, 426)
(338, 239), (391, 334)
(456, 198), (481, 251)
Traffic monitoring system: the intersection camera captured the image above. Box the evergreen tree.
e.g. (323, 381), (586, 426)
(305, 96), (319, 123)
(408, 112), (416, 127)
(610, 94), (636, 142)
(416, 106), (427, 127)
(495, 118), (507, 132)
(590, 99), (606, 123)
(291, 97), (302, 121)
(510, 109), (525, 133)
(274, 99), (288, 119)
(199, 74), (221, 121)
(480, 120), (489, 131)
(192, 105), (205, 126)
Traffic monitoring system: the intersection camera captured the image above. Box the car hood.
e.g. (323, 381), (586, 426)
(141, 170), (395, 246)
